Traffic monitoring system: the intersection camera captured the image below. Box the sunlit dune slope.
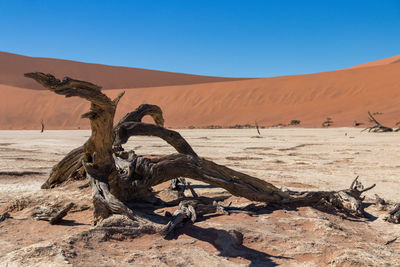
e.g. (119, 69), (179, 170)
(1, 56), (400, 129)
(0, 51), (244, 90)
(347, 55), (400, 69)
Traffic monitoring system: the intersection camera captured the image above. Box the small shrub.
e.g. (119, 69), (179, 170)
(289, 120), (301, 125)
(322, 117), (334, 127)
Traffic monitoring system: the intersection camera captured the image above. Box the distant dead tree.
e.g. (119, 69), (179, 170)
(23, 72), (399, 235)
(255, 121), (260, 135)
(363, 111), (394, 132)
(289, 120), (301, 126)
(40, 119), (45, 133)
(322, 117), (333, 127)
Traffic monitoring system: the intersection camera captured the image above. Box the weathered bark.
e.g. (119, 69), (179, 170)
(161, 197), (257, 237)
(160, 177), (373, 236)
(118, 153), (285, 202)
(41, 104), (165, 189)
(26, 73), (377, 225)
(42, 146), (85, 189)
(25, 72), (129, 223)
(114, 103), (164, 130)
(114, 122), (197, 157)
(31, 202), (74, 224)
(114, 150), (373, 217)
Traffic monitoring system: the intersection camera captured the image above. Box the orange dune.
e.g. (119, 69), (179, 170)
(347, 55), (400, 69)
(0, 51), (244, 90)
(1, 53), (400, 129)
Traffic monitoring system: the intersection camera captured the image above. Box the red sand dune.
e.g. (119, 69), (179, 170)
(0, 51), (243, 90)
(347, 55), (400, 69)
(0, 52), (400, 129)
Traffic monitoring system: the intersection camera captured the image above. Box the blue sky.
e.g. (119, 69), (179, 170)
(0, 0), (399, 77)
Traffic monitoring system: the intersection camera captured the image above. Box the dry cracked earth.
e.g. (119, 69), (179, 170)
(1, 128), (400, 266)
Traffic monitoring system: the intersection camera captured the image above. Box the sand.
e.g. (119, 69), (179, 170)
(347, 54), (400, 69)
(0, 129), (400, 266)
(0, 51), (243, 90)
(1, 128), (399, 202)
(1, 52), (400, 129)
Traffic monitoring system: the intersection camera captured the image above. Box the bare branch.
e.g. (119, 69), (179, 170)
(114, 122), (197, 157)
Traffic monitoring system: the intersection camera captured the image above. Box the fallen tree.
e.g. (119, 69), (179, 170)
(25, 72), (389, 231)
(363, 111), (399, 132)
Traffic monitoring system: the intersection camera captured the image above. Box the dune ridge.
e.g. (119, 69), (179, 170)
(347, 54), (400, 69)
(0, 51), (245, 90)
(1, 52), (400, 129)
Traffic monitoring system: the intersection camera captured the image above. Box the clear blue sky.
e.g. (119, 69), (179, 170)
(0, 0), (399, 77)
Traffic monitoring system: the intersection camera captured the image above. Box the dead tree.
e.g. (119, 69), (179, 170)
(322, 117), (333, 127)
(255, 121), (260, 135)
(363, 111), (393, 132)
(40, 119), (45, 133)
(25, 73), (377, 226)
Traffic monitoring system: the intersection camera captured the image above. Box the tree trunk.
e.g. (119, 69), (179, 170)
(25, 72), (130, 223)
(41, 104), (165, 189)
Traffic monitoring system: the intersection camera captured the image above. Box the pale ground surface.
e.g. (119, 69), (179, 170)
(1, 128), (400, 266)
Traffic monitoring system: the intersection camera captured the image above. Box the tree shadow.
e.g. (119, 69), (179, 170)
(57, 219), (90, 226)
(190, 184), (217, 189)
(128, 196), (381, 266)
(282, 201), (379, 222)
(166, 223), (292, 266)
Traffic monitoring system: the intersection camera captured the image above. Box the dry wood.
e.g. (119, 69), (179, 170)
(363, 111), (393, 132)
(161, 197), (259, 237)
(386, 204), (400, 224)
(25, 73), (380, 227)
(41, 105), (165, 189)
(25, 72), (129, 223)
(0, 212), (10, 222)
(374, 194), (400, 224)
(114, 122), (197, 156)
(31, 202), (74, 224)
(40, 119), (44, 133)
(255, 121), (261, 135)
